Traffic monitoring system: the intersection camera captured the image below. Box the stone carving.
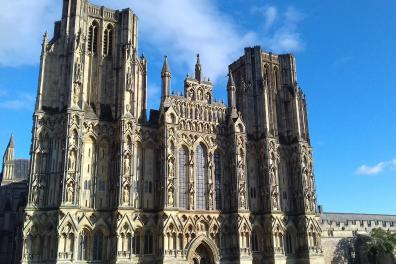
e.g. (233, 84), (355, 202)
(74, 59), (82, 84)
(126, 68), (133, 92)
(167, 187), (174, 207)
(123, 156), (130, 175)
(123, 185), (130, 204)
(189, 183), (194, 210)
(168, 157), (174, 179)
(272, 189), (279, 210)
(239, 184), (246, 208)
(73, 83), (80, 105)
(208, 183), (214, 209)
(66, 181), (74, 203)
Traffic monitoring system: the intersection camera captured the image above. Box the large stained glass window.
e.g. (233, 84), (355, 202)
(178, 147), (188, 208)
(196, 144), (207, 210)
(214, 151), (222, 210)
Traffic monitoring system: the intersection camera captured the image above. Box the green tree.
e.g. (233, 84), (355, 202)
(360, 228), (396, 264)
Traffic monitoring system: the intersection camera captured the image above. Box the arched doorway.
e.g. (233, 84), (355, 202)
(191, 244), (214, 264)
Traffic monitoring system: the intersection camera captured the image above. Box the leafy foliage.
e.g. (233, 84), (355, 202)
(360, 228), (396, 263)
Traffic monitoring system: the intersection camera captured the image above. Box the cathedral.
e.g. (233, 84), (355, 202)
(18, 0), (324, 263)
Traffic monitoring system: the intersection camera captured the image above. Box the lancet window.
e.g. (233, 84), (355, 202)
(103, 24), (113, 56)
(196, 144), (207, 210)
(214, 151), (222, 210)
(93, 230), (104, 260)
(178, 147), (188, 208)
(88, 21), (99, 54)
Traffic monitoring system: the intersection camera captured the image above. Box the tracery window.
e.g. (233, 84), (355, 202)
(93, 230), (104, 260)
(78, 229), (90, 260)
(214, 151), (222, 210)
(88, 21), (99, 54)
(132, 231), (140, 254)
(144, 231), (153, 254)
(252, 232), (259, 251)
(196, 144), (207, 210)
(103, 24), (113, 56)
(178, 147), (188, 208)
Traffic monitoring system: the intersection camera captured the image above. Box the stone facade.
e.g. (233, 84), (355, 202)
(0, 136), (29, 264)
(15, 1), (324, 263)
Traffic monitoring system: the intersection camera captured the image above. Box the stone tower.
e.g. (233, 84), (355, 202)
(1, 135), (15, 185)
(229, 46), (323, 263)
(21, 1), (324, 264)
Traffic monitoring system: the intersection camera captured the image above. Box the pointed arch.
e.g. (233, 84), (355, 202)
(78, 227), (91, 260)
(103, 24), (113, 56)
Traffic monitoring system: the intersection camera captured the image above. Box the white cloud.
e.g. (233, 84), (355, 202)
(0, 92), (34, 111)
(266, 6), (305, 53)
(250, 5), (305, 54)
(251, 5), (278, 30)
(0, 0), (60, 67)
(0, 0), (305, 80)
(103, 0), (256, 82)
(355, 159), (396, 175)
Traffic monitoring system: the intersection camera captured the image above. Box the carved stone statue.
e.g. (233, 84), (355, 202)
(208, 183), (214, 209)
(126, 69), (133, 92)
(66, 182), (74, 203)
(124, 156), (130, 175)
(123, 185), (130, 204)
(73, 83), (80, 105)
(239, 184), (246, 208)
(272, 189), (279, 210)
(168, 159), (174, 178)
(168, 187), (174, 207)
(189, 183), (194, 209)
(32, 186), (39, 205)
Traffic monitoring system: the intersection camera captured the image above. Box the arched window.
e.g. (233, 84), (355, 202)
(285, 232), (294, 254)
(214, 151), (222, 210)
(264, 64), (270, 87)
(196, 144), (207, 210)
(178, 147), (188, 208)
(252, 232), (259, 251)
(93, 230), (104, 260)
(88, 21), (99, 54)
(133, 230), (141, 254)
(103, 24), (113, 56)
(78, 229), (90, 260)
(144, 231), (153, 254)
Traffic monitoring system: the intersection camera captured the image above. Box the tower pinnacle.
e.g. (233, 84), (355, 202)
(8, 134), (15, 149)
(161, 56), (171, 101)
(195, 54), (202, 82)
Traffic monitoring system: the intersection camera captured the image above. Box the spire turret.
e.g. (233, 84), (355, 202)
(227, 71), (236, 105)
(227, 70), (238, 117)
(8, 134), (14, 149)
(195, 54), (202, 82)
(161, 56), (171, 101)
(2, 134), (15, 184)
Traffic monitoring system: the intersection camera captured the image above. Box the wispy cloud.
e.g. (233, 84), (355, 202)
(251, 5), (305, 54)
(0, 92), (34, 111)
(355, 159), (396, 175)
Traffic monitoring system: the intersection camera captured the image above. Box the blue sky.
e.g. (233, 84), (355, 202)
(0, 0), (395, 214)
